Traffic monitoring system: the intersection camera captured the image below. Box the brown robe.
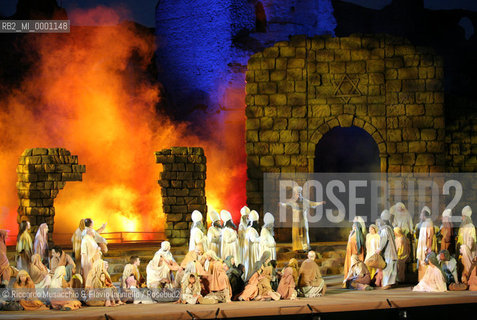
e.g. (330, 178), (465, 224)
(298, 258), (325, 288)
(0, 230), (11, 283)
(207, 260), (232, 298)
(239, 272), (260, 301)
(13, 271), (49, 311)
(29, 254), (49, 285)
(277, 266), (296, 299)
(440, 222), (454, 253)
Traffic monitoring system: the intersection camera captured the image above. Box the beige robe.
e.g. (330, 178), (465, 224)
(207, 226), (221, 257)
(221, 227), (239, 263)
(238, 219), (248, 264)
(259, 227), (276, 261)
(81, 233), (100, 285)
(298, 258), (326, 297)
(146, 253), (172, 288)
(413, 264), (446, 292)
(16, 231), (33, 272)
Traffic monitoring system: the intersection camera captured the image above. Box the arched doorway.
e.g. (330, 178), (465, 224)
(314, 126), (380, 173)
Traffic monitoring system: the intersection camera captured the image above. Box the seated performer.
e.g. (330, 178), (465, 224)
(226, 259), (245, 300)
(49, 266), (82, 311)
(239, 251), (272, 301)
(277, 258), (299, 300)
(71, 219), (85, 262)
(147, 252), (174, 289)
(438, 249), (458, 286)
(343, 254), (372, 290)
(121, 256), (145, 289)
(33, 223), (49, 265)
(0, 230), (12, 286)
(394, 227), (410, 283)
(50, 247), (76, 280)
(85, 259), (123, 307)
(202, 250), (232, 303)
(84, 218), (108, 254)
(29, 254), (51, 289)
(259, 212), (277, 261)
(413, 252), (447, 292)
(207, 210), (222, 257)
(13, 270), (49, 310)
(297, 251), (326, 297)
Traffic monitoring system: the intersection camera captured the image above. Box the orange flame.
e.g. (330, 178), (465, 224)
(0, 7), (246, 244)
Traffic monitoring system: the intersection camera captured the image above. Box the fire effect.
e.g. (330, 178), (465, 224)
(0, 7), (246, 244)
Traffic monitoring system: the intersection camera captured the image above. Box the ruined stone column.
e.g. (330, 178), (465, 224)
(17, 148), (86, 243)
(156, 147), (207, 247)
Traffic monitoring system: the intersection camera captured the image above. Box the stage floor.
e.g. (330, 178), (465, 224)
(1, 279), (477, 320)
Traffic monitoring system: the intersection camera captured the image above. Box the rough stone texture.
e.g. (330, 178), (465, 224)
(245, 34), (445, 214)
(445, 115), (477, 173)
(156, 147), (207, 247)
(17, 148), (86, 242)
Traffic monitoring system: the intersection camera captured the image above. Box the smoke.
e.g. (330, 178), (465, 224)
(0, 6), (246, 241)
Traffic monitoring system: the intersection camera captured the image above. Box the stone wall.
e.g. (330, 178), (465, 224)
(245, 34), (445, 213)
(17, 148), (86, 242)
(156, 147), (207, 246)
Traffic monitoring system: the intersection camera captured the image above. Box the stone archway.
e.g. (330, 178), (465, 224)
(308, 115), (387, 173)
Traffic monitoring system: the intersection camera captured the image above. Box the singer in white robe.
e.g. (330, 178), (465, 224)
(80, 229), (101, 285)
(207, 210), (221, 257)
(220, 210), (240, 263)
(243, 210), (261, 280)
(238, 206), (250, 265)
(189, 210), (208, 252)
(259, 212), (276, 261)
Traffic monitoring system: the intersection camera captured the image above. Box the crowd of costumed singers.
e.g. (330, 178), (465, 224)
(344, 203), (477, 292)
(1, 203), (476, 311)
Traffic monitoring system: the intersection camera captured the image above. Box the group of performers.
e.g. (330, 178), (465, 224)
(0, 200), (476, 311)
(343, 203), (477, 292)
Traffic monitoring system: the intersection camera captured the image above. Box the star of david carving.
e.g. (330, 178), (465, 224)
(332, 74), (362, 103)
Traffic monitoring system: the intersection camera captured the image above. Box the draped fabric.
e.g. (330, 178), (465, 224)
(378, 224), (398, 287)
(207, 226), (221, 257)
(221, 227), (239, 263)
(16, 231), (33, 272)
(0, 230), (11, 283)
(243, 226), (260, 280)
(29, 254), (50, 288)
(71, 219), (85, 262)
(344, 232), (365, 281)
(33, 223), (48, 262)
(12, 270), (49, 311)
(49, 266), (82, 310)
(146, 252), (172, 289)
(81, 233), (100, 285)
(413, 264), (447, 292)
(259, 226), (276, 261)
(238, 217), (248, 264)
(395, 230), (410, 282)
(277, 266), (297, 299)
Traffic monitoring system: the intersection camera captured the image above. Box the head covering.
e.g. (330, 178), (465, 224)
(426, 252), (446, 278)
(224, 256), (234, 269)
(240, 206), (251, 216)
(263, 212), (274, 225)
(288, 258), (299, 283)
(247, 251), (271, 281)
(439, 250), (451, 261)
(421, 206), (431, 217)
(50, 266), (66, 289)
(192, 210), (203, 223)
(79, 219), (86, 231)
(160, 241), (171, 252)
(394, 227), (403, 236)
(380, 209), (390, 221)
(203, 250), (219, 261)
(220, 210), (232, 223)
(209, 210), (220, 222)
(34, 223), (48, 257)
(15, 270), (34, 287)
(249, 210), (259, 222)
(442, 209), (452, 218)
(353, 222), (364, 254)
(353, 216), (367, 235)
(462, 205), (472, 217)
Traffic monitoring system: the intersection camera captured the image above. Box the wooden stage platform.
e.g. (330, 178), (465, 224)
(1, 278), (477, 320)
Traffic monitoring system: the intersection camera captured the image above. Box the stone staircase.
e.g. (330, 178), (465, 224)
(6, 242), (346, 283)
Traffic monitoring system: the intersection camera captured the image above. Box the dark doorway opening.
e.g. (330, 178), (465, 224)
(314, 126), (380, 173)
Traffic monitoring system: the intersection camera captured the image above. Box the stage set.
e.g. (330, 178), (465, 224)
(2, 0), (477, 319)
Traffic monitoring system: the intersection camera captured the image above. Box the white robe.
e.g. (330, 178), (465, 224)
(378, 225), (397, 287)
(392, 211), (413, 235)
(80, 234), (99, 285)
(221, 227), (239, 263)
(416, 219), (434, 265)
(146, 252), (172, 289)
(189, 227), (207, 252)
(259, 227), (276, 261)
(243, 226), (260, 280)
(207, 226), (221, 257)
(238, 221), (247, 264)
(71, 228), (83, 260)
(413, 265), (447, 292)
(458, 223), (477, 255)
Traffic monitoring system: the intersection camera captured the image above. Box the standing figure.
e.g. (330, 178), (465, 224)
(413, 252), (447, 292)
(16, 220), (33, 272)
(238, 206), (250, 264)
(243, 210), (261, 280)
(84, 218), (108, 254)
(33, 223), (49, 264)
(280, 186), (325, 252)
(220, 210), (239, 263)
(189, 210), (208, 252)
(0, 230), (12, 286)
(71, 219), (85, 262)
(390, 202), (413, 236)
(81, 228), (101, 285)
(457, 205), (476, 283)
(207, 210), (222, 257)
(394, 227), (410, 283)
(376, 210), (398, 289)
(343, 222), (365, 286)
(297, 251), (326, 297)
(260, 212), (277, 261)
(416, 206), (435, 280)
(439, 209), (454, 254)
(365, 224), (380, 279)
